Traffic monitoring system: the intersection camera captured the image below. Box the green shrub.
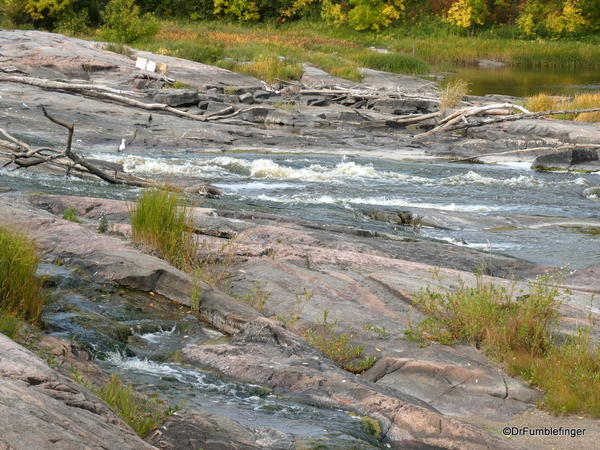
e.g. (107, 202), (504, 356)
(62, 206), (83, 223)
(99, 0), (159, 43)
(0, 226), (45, 324)
(129, 188), (197, 270)
(410, 272), (561, 355)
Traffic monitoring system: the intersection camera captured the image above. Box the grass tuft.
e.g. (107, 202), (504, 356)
(526, 92), (600, 123)
(438, 79), (469, 110)
(71, 371), (177, 436)
(129, 188), (198, 271)
(62, 206), (83, 223)
(0, 226), (45, 324)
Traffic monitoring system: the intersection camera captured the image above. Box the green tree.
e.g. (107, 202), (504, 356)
(99, 0), (158, 43)
(517, 0), (590, 37)
(321, 0), (406, 30)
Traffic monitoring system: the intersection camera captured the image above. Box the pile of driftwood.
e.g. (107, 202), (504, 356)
(2, 73), (600, 185)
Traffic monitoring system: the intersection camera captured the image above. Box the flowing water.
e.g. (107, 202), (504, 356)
(4, 151), (600, 269)
(83, 151), (600, 270)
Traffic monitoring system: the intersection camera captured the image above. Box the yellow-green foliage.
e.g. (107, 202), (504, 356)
(526, 92), (600, 122)
(443, 0), (490, 32)
(411, 273), (561, 354)
(518, 0), (589, 38)
(0, 226), (45, 324)
(129, 188), (198, 270)
(509, 327), (600, 416)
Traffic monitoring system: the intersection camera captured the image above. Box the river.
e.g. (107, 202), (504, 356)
(4, 151), (599, 270)
(441, 66), (600, 97)
(4, 130), (600, 448)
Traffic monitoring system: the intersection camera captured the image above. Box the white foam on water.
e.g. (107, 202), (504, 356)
(136, 326), (176, 344)
(103, 352), (181, 376)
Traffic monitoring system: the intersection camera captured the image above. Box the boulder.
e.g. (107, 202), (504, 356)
(144, 411), (293, 450)
(238, 92), (255, 104)
(253, 90), (272, 100)
(531, 148), (600, 171)
(149, 89), (200, 107)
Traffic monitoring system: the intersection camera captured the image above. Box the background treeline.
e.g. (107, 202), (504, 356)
(2, 0), (600, 40)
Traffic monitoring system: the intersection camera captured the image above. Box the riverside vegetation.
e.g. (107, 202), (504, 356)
(407, 270), (600, 416)
(5, 1), (600, 90)
(0, 225), (178, 437)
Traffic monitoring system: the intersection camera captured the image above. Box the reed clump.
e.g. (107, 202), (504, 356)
(526, 93), (600, 123)
(438, 79), (469, 110)
(409, 271), (600, 416)
(0, 226), (45, 326)
(129, 188), (198, 271)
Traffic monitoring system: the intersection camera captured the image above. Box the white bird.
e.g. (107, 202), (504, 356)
(118, 139), (126, 152)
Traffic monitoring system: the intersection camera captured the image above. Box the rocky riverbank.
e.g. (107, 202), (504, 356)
(1, 30), (600, 450)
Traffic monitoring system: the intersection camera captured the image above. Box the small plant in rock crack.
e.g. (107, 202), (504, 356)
(234, 281), (271, 312)
(363, 324), (389, 339)
(98, 212), (109, 233)
(303, 310), (363, 363)
(63, 206), (83, 223)
(275, 287), (313, 329)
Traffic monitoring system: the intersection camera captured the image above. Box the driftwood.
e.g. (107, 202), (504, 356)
(0, 106), (157, 187)
(416, 104), (600, 138)
(1, 106), (221, 196)
(0, 74), (267, 123)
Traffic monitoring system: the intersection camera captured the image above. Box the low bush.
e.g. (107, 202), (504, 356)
(409, 271), (600, 416)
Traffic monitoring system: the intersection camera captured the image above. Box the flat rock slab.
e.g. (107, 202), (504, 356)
(0, 333), (156, 450)
(144, 411), (293, 450)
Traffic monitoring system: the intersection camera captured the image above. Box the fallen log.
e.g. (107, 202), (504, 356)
(0, 73), (268, 124)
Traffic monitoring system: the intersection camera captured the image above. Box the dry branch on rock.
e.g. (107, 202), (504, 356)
(0, 73), (272, 124)
(0, 106), (222, 196)
(1, 107), (156, 187)
(416, 103), (600, 138)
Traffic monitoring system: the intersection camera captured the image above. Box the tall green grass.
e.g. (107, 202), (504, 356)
(0, 226), (45, 325)
(355, 51), (429, 75)
(70, 370), (177, 436)
(409, 272), (600, 416)
(129, 188), (198, 271)
(98, 373), (175, 436)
